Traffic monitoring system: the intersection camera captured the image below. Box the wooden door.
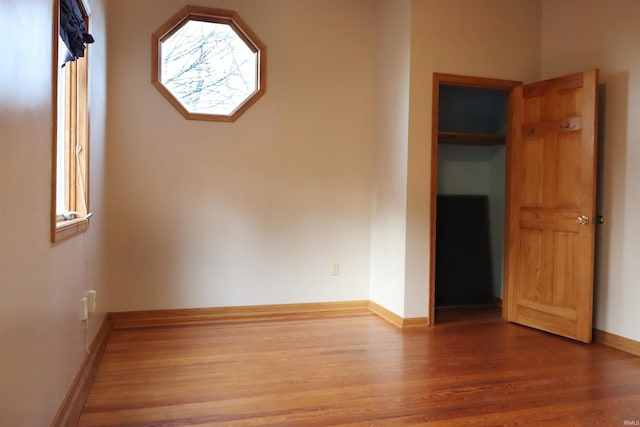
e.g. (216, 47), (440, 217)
(504, 70), (598, 343)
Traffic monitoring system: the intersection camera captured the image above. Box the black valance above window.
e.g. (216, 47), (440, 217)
(59, 0), (94, 64)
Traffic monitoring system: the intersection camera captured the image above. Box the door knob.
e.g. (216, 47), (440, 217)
(576, 215), (590, 225)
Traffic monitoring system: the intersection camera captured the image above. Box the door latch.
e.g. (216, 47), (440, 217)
(576, 215), (590, 225)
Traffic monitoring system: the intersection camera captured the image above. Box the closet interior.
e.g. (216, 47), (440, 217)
(435, 83), (509, 308)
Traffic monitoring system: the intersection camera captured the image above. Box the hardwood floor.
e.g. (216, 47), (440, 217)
(78, 308), (640, 426)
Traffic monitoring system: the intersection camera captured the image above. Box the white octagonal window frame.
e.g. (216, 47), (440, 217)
(152, 6), (266, 122)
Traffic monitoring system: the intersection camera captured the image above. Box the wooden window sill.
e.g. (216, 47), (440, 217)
(54, 218), (89, 242)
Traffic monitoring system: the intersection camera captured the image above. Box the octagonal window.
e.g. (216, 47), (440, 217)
(152, 6), (266, 122)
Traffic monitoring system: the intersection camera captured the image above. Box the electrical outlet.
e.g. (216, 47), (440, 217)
(81, 297), (88, 321)
(331, 263), (340, 276)
(88, 289), (96, 312)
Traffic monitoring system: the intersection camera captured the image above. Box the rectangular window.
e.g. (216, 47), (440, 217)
(52, 0), (91, 242)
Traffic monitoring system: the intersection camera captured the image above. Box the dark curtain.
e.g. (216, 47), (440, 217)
(59, 0), (94, 64)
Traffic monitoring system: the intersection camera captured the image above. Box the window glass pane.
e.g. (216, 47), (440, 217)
(160, 20), (257, 115)
(56, 36), (68, 215)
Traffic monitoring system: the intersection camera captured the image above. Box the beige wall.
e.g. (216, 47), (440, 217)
(105, 0), (375, 311)
(403, 0), (542, 317)
(369, 0), (411, 316)
(0, 0), (108, 425)
(541, 0), (640, 341)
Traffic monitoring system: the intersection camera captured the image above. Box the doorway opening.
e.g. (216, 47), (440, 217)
(429, 73), (520, 325)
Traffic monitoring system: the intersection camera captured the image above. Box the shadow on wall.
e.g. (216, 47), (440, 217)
(594, 71), (628, 327)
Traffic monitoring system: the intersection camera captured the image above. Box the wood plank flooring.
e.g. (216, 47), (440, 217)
(78, 308), (640, 426)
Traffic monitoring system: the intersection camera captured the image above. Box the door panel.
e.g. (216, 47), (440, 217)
(555, 132), (582, 206)
(505, 70), (598, 343)
(521, 137), (544, 206)
(518, 230), (543, 302)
